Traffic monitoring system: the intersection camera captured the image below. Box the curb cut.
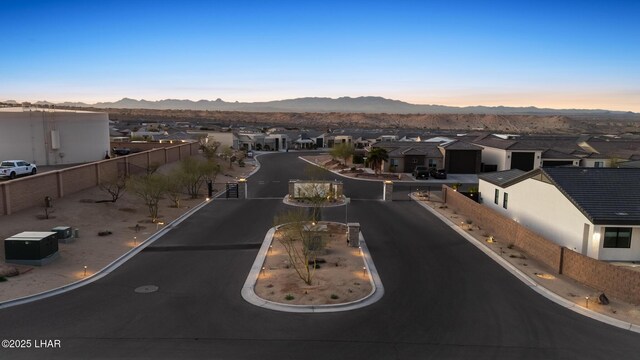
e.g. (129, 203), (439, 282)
(241, 223), (384, 313)
(410, 194), (640, 334)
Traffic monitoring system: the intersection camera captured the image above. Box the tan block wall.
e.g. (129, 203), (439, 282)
(60, 165), (99, 195)
(6, 173), (59, 213)
(443, 186), (562, 271)
(0, 142), (197, 216)
(562, 250), (640, 304)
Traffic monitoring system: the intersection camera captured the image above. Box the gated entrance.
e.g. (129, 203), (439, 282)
(390, 182), (437, 201)
(226, 183), (239, 198)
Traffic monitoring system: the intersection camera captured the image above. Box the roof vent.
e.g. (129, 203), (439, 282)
(615, 212), (629, 216)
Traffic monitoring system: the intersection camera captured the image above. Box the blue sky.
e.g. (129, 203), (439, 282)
(1, 0), (639, 111)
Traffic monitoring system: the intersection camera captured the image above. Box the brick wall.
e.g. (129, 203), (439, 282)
(443, 186), (562, 271)
(0, 142), (198, 216)
(442, 185), (640, 304)
(562, 250), (640, 304)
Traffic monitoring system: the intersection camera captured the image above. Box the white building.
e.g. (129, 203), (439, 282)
(479, 168), (640, 261)
(0, 107), (110, 165)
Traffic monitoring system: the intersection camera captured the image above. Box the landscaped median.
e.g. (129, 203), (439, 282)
(241, 222), (384, 313)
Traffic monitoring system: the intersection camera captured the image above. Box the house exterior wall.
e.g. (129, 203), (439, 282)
(0, 109), (110, 165)
(480, 178), (640, 261)
(478, 146), (508, 170)
(188, 131), (236, 151)
(580, 158), (610, 168)
(591, 225), (640, 261)
(492, 178), (591, 253)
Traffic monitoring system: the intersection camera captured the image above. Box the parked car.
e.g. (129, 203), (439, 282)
(429, 168), (447, 179)
(0, 160), (37, 179)
(112, 147), (131, 156)
(412, 166), (429, 179)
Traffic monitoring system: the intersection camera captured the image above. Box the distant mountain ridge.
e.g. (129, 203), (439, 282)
(3, 96), (638, 118)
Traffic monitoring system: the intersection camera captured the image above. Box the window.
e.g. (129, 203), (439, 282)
(503, 193), (508, 209)
(603, 227), (632, 248)
(428, 159), (437, 169)
(494, 189), (499, 205)
(594, 161), (603, 168)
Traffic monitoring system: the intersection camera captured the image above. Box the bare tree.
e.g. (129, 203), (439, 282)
(274, 209), (326, 285)
(98, 175), (127, 203)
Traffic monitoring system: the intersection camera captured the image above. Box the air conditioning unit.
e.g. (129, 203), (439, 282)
(51, 226), (74, 243)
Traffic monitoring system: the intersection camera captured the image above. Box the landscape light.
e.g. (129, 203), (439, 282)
(83, 266), (87, 277)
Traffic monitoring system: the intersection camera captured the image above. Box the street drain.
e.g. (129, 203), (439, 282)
(135, 285), (159, 293)
(535, 273), (556, 280)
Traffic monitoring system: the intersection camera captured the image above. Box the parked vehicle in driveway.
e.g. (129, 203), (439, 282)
(0, 160), (37, 179)
(429, 168), (447, 179)
(412, 166), (429, 179)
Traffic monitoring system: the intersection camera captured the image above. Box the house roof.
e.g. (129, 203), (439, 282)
(541, 149), (579, 160)
(478, 169), (526, 186)
(439, 140), (483, 151)
(505, 167), (640, 225)
(373, 142), (443, 158)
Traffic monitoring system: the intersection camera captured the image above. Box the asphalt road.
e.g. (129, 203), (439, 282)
(0, 152), (638, 359)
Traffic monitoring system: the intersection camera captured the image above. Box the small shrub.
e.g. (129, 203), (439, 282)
(507, 244), (514, 249)
(0, 276), (7, 282)
(285, 294), (295, 301)
(330, 294), (339, 300)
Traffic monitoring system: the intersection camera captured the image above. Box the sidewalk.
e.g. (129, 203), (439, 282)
(0, 158), (257, 304)
(414, 191), (640, 331)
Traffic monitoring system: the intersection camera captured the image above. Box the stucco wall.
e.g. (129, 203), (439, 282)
(477, 146), (507, 170)
(0, 109), (109, 165)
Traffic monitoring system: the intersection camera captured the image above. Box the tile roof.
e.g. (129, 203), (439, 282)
(541, 149), (579, 160)
(478, 169), (526, 186)
(537, 168), (640, 225)
(440, 140), (484, 151)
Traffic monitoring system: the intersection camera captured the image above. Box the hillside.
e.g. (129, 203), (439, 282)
(99, 108), (640, 134)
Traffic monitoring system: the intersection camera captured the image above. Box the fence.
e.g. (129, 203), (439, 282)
(0, 142), (200, 216)
(441, 185), (640, 304)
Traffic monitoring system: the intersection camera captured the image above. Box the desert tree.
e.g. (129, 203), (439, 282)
(274, 209), (326, 285)
(165, 169), (187, 208)
(221, 147), (235, 169)
(128, 173), (167, 223)
(98, 175), (127, 203)
(199, 136), (221, 161)
(329, 142), (355, 166)
(180, 157), (220, 198)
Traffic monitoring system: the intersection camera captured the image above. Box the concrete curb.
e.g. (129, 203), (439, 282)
(241, 223), (384, 313)
(0, 162), (262, 310)
(410, 194), (640, 333)
(0, 196), (216, 310)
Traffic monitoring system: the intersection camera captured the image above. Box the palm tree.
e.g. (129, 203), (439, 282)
(367, 147), (389, 175)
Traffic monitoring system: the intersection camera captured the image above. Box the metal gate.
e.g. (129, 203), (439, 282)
(391, 183), (436, 201)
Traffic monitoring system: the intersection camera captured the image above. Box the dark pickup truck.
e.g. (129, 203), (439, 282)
(412, 166), (429, 179)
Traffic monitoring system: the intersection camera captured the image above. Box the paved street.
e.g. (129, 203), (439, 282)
(0, 152), (638, 359)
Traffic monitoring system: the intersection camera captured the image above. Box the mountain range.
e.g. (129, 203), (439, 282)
(3, 96), (638, 118)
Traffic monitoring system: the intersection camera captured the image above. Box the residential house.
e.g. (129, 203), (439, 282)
(479, 167), (640, 261)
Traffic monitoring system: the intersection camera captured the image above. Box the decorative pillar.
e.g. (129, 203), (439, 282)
(348, 222), (360, 247)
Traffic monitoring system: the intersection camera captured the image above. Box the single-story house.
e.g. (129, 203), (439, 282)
(479, 167), (640, 261)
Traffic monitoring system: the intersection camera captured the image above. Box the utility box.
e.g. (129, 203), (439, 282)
(4, 231), (60, 266)
(51, 226), (74, 243)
